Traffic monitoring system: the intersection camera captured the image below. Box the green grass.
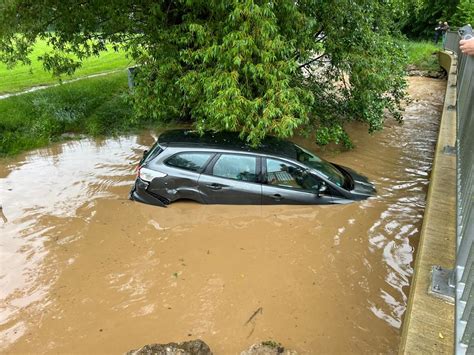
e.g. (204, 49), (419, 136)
(0, 71), (136, 156)
(0, 39), (131, 94)
(399, 39), (441, 71)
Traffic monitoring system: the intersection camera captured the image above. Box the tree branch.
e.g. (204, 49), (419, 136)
(298, 53), (326, 69)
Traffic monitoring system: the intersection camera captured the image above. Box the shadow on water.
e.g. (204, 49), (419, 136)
(0, 77), (446, 353)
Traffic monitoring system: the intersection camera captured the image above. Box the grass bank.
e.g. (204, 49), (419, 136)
(399, 39), (442, 71)
(0, 39), (130, 94)
(0, 71), (136, 156)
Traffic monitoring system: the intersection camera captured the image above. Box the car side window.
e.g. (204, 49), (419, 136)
(266, 158), (322, 191)
(166, 152), (213, 172)
(212, 154), (258, 182)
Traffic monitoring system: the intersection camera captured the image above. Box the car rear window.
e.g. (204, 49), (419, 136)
(142, 146), (163, 165)
(166, 152), (213, 172)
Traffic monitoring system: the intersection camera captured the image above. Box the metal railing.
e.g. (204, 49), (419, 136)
(445, 30), (474, 355)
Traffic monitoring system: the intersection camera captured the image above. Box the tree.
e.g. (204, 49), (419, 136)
(0, 0), (408, 147)
(451, 0), (474, 27)
(400, 0), (459, 38)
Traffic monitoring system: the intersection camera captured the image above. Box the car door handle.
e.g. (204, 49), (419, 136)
(271, 194), (283, 201)
(206, 183), (223, 190)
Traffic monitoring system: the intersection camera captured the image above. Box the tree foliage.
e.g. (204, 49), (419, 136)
(400, 0), (459, 38)
(451, 0), (474, 27)
(0, 0), (408, 147)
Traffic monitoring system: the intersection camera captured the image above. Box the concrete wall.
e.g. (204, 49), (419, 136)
(398, 51), (457, 354)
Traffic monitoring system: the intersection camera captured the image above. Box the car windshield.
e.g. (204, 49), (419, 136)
(295, 145), (345, 187)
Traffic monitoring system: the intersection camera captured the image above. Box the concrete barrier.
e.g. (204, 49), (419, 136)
(398, 51), (457, 354)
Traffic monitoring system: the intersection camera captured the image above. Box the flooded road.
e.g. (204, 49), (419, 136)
(0, 77), (445, 354)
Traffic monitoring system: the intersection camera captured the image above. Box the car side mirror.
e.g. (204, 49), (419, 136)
(314, 181), (327, 197)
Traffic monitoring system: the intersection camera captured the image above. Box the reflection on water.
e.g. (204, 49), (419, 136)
(0, 77), (445, 353)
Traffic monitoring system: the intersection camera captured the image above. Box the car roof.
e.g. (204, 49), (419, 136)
(158, 129), (299, 160)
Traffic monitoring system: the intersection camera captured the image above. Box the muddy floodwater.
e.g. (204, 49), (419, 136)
(0, 77), (445, 354)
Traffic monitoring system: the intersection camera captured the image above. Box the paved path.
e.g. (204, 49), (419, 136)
(0, 69), (124, 100)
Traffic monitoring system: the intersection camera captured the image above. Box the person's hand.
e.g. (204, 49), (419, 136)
(460, 39), (474, 56)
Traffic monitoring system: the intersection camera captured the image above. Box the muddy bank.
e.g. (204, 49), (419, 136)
(0, 77), (446, 353)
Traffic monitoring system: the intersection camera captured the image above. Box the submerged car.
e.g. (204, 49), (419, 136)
(130, 129), (376, 207)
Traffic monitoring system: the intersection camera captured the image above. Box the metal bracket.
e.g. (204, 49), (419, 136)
(442, 145), (457, 155)
(429, 265), (455, 303)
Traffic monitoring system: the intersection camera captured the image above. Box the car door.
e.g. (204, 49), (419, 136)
(198, 153), (262, 204)
(261, 158), (334, 205)
(146, 151), (215, 203)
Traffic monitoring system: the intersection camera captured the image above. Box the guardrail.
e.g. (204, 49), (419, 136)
(444, 30), (474, 355)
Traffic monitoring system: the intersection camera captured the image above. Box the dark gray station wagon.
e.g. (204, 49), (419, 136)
(130, 129), (376, 207)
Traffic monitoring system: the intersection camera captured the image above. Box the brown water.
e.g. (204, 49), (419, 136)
(0, 77), (445, 354)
